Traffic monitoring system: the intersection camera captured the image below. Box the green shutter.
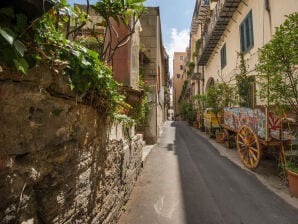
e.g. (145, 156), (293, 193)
(240, 24), (245, 52)
(221, 44), (227, 69)
(248, 11), (254, 49)
(240, 10), (254, 53)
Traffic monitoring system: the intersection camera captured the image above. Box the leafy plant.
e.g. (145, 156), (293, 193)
(188, 61), (195, 71)
(194, 38), (201, 58)
(236, 52), (254, 107)
(34, 10), (126, 116)
(206, 82), (234, 124)
(285, 161), (298, 173)
(130, 94), (150, 126)
(0, 2), (130, 122)
(178, 80), (189, 103)
(256, 12), (298, 115)
(0, 1), (149, 127)
(0, 7), (31, 73)
(91, 0), (145, 62)
(180, 101), (196, 123)
(193, 94), (207, 116)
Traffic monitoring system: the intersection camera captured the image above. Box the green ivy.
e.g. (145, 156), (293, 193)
(34, 10), (125, 116)
(0, 3), (128, 120)
(178, 80), (189, 103)
(0, 7), (31, 73)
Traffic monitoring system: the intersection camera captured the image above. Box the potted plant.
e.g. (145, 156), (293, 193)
(205, 82), (234, 138)
(284, 156), (298, 197)
(188, 62), (195, 71)
(193, 94), (207, 130)
(256, 13), (298, 195)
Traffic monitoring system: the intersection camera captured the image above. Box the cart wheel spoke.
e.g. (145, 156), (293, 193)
(239, 141), (246, 147)
(249, 141), (256, 146)
(249, 156), (255, 166)
(249, 150), (257, 161)
(249, 147), (258, 153)
(238, 133), (245, 141)
(236, 125), (261, 170)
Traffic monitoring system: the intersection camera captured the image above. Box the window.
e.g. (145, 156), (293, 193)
(240, 10), (254, 53)
(180, 56), (184, 60)
(180, 65), (183, 70)
(220, 44), (227, 69)
(177, 74), (180, 78)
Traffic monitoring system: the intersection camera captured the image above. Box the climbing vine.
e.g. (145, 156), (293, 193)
(236, 52), (254, 107)
(0, 1), (145, 121)
(178, 80), (189, 103)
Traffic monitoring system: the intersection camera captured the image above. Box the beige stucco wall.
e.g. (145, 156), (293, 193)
(130, 20), (142, 90)
(203, 0), (298, 104)
(139, 7), (168, 144)
(173, 52), (187, 115)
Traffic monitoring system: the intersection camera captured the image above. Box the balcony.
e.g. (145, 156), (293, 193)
(191, 0), (210, 34)
(198, 0), (211, 23)
(197, 0), (241, 65)
(191, 72), (201, 81)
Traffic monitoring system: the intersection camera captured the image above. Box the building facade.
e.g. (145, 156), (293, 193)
(74, 4), (142, 91)
(191, 0), (298, 106)
(173, 52), (187, 115)
(139, 7), (170, 144)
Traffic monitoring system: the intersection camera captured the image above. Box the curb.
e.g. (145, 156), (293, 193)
(141, 144), (156, 166)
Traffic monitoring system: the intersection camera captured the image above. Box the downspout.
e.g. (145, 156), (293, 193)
(202, 66), (205, 94)
(264, 0), (271, 141)
(264, 0), (272, 40)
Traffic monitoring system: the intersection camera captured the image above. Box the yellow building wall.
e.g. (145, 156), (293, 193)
(203, 0), (298, 104)
(173, 52), (187, 115)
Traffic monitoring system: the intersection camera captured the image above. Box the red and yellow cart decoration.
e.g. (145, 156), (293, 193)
(221, 107), (296, 170)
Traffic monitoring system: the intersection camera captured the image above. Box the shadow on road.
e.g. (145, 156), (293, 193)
(164, 121), (298, 224)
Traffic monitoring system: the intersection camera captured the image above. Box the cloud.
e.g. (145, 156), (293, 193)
(165, 28), (189, 78)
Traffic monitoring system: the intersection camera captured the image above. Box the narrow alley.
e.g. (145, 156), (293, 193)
(119, 121), (298, 224)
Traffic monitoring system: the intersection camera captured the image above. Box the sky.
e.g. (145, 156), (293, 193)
(67, 0), (196, 76)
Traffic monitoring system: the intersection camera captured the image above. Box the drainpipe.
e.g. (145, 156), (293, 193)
(264, 0), (272, 40)
(202, 66), (205, 94)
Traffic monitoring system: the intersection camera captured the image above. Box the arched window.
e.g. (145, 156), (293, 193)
(205, 77), (215, 92)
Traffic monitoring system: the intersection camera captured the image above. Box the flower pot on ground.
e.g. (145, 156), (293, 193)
(215, 131), (225, 143)
(287, 169), (298, 197)
(284, 153), (298, 197)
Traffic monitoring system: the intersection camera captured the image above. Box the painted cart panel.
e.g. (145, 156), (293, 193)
(204, 108), (220, 129)
(223, 107), (276, 139)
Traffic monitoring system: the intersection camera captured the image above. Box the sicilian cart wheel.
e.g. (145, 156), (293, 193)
(236, 125), (261, 169)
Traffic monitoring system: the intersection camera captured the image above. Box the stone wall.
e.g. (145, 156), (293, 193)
(0, 64), (144, 224)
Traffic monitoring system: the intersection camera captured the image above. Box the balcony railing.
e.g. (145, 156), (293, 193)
(191, 0), (210, 34)
(191, 72), (201, 80)
(197, 0), (241, 65)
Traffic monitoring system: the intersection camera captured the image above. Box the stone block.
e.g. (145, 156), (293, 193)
(0, 65), (144, 224)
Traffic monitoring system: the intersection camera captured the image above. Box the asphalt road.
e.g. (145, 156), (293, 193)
(118, 121), (298, 224)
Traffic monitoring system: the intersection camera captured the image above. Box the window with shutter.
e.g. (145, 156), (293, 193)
(221, 43), (227, 69)
(240, 10), (254, 53)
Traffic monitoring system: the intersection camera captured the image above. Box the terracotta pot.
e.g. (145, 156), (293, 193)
(287, 169), (298, 197)
(215, 132), (225, 143)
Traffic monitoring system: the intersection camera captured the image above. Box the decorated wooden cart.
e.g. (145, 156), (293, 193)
(221, 107), (296, 170)
(203, 108), (221, 137)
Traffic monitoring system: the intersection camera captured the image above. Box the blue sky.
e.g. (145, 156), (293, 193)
(67, 0), (196, 75)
